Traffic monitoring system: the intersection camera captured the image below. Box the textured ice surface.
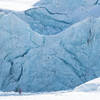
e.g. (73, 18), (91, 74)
(0, 0), (100, 93)
(14, 0), (100, 35)
(0, 11), (100, 92)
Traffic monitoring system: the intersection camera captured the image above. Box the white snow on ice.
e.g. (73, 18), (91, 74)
(74, 78), (100, 92)
(0, 92), (100, 100)
(0, 78), (100, 100)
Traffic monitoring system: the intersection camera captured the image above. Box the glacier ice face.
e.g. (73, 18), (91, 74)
(0, 9), (100, 92)
(24, 8), (71, 35)
(0, 0), (100, 93)
(35, 0), (97, 12)
(13, 0), (100, 35)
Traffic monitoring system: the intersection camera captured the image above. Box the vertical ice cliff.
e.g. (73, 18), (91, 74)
(0, 0), (100, 93)
(0, 10), (100, 92)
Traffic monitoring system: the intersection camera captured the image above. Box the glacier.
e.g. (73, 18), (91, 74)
(13, 0), (100, 35)
(0, 0), (100, 93)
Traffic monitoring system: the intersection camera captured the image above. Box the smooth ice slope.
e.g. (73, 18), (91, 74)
(74, 78), (100, 92)
(0, 10), (100, 92)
